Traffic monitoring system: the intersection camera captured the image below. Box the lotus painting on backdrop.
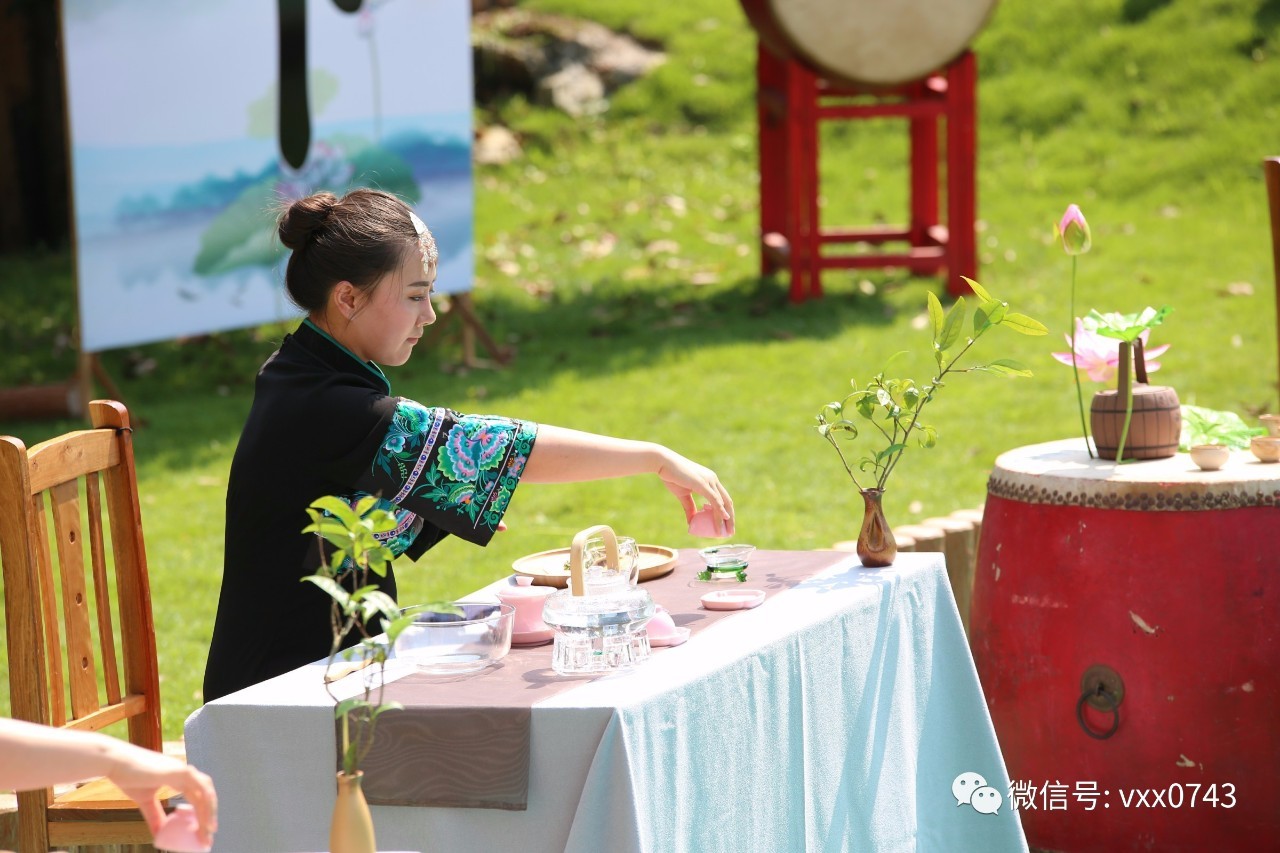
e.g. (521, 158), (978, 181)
(62, 0), (474, 352)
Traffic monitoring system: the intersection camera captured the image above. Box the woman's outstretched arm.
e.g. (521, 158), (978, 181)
(521, 424), (735, 531)
(0, 717), (217, 845)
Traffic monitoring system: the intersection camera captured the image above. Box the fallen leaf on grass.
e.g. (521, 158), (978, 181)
(579, 233), (618, 259)
(645, 239), (680, 255)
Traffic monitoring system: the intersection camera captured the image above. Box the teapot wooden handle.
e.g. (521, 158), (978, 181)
(569, 525), (618, 597)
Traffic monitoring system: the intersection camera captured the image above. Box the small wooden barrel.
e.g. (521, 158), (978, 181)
(1090, 383), (1181, 460)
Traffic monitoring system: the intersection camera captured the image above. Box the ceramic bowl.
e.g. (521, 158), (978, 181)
(1260, 414), (1280, 438)
(496, 576), (556, 645)
(1189, 444), (1230, 471)
(394, 602), (514, 673)
(1250, 435), (1280, 463)
(688, 506), (731, 538)
(646, 606), (690, 647)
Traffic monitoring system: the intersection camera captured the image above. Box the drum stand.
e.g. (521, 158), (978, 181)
(756, 47), (978, 301)
(423, 292), (513, 373)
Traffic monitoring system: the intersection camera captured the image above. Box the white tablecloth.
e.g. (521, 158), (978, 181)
(185, 552), (1027, 852)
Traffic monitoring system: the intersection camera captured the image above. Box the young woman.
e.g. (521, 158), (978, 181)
(202, 189), (735, 701)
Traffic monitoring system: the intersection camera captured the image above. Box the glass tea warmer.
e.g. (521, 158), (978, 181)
(541, 525), (655, 674)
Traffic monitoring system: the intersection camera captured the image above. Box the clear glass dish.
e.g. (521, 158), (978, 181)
(696, 544), (756, 582)
(393, 602), (514, 674)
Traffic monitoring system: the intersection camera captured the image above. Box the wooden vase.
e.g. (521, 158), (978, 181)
(856, 488), (897, 567)
(331, 772), (376, 853)
(1089, 339), (1180, 461)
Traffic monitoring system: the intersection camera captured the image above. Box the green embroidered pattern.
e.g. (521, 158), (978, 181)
(373, 400), (535, 536)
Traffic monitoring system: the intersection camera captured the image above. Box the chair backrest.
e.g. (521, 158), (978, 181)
(1264, 157), (1280, 391)
(0, 400), (162, 846)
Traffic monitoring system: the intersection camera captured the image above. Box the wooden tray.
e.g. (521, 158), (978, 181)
(512, 544), (678, 588)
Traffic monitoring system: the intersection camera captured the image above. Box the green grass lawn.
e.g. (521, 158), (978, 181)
(2, 0), (1278, 740)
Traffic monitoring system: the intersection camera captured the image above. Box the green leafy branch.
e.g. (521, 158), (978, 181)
(1179, 404), (1265, 451)
(815, 277), (1048, 493)
(301, 494), (458, 777)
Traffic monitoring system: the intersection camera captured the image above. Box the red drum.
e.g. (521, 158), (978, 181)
(971, 439), (1280, 852)
(740, 0), (999, 86)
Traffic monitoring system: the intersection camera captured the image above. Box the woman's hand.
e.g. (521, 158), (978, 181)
(521, 425), (736, 532)
(0, 718), (218, 848)
(654, 447), (736, 535)
(109, 748), (218, 845)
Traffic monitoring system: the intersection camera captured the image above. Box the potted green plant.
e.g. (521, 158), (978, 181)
(815, 277), (1047, 567)
(1079, 307), (1178, 462)
(302, 495), (458, 853)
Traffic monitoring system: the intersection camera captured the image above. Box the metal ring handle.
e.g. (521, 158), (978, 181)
(1076, 685), (1121, 740)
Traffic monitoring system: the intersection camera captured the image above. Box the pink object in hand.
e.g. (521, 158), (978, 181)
(152, 804), (211, 853)
(688, 507), (730, 538)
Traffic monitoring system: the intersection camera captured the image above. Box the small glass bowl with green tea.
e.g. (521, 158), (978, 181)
(696, 544), (756, 583)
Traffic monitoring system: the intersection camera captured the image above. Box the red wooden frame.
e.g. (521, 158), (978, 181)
(756, 46), (978, 301)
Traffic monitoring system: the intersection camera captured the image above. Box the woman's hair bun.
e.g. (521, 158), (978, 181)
(277, 187), (418, 313)
(277, 191), (339, 251)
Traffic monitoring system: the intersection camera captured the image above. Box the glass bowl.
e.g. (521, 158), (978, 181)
(393, 602), (514, 674)
(696, 544), (756, 582)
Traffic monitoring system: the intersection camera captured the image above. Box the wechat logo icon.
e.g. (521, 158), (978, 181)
(953, 771), (1003, 815)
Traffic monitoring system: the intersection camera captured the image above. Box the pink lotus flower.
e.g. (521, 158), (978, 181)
(1051, 319), (1169, 383)
(1056, 204), (1092, 255)
(1056, 202), (1094, 456)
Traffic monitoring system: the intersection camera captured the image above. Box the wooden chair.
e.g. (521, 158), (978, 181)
(0, 400), (175, 851)
(1265, 157), (1280, 391)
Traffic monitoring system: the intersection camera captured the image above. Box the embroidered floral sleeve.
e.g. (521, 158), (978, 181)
(355, 399), (536, 546)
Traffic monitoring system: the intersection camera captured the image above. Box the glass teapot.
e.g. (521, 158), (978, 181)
(542, 525), (655, 674)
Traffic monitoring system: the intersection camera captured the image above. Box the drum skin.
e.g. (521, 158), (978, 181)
(739, 0), (998, 86)
(971, 488), (1279, 851)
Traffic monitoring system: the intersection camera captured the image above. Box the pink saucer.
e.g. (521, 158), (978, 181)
(650, 627), (691, 647)
(511, 627), (555, 646)
(700, 589), (765, 611)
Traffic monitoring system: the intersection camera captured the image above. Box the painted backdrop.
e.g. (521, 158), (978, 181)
(62, 0), (473, 352)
